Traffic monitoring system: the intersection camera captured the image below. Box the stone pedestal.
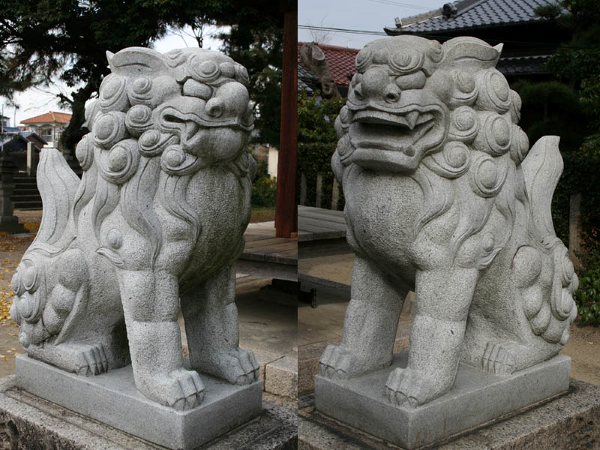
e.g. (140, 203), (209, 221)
(13, 355), (263, 449)
(315, 352), (571, 449)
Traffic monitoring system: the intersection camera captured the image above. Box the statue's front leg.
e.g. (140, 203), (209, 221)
(320, 255), (408, 379)
(181, 264), (259, 385)
(117, 269), (205, 410)
(386, 268), (478, 407)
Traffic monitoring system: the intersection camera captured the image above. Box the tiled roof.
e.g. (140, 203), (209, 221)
(496, 54), (551, 76)
(386, 0), (560, 34)
(298, 43), (359, 86)
(21, 111), (72, 125)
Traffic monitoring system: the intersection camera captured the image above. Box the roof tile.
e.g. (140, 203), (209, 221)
(298, 43), (359, 86)
(387, 0), (560, 34)
(21, 111), (72, 125)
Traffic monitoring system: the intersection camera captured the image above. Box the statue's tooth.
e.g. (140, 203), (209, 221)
(405, 111), (419, 129)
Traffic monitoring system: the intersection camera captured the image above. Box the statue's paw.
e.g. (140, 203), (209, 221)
(74, 343), (110, 376)
(319, 345), (356, 379)
(385, 368), (449, 408)
(155, 369), (205, 411)
(482, 342), (516, 375)
(211, 348), (260, 385)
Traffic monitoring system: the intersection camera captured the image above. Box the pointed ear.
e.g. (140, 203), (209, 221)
(441, 37), (502, 69)
(106, 51), (114, 64)
(108, 47), (169, 76)
(493, 43), (504, 56)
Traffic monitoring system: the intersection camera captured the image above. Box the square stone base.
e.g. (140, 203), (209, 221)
(315, 352), (571, 449)
(15, 355), (263, 449)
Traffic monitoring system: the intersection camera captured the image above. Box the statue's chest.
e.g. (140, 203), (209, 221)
(187, 169), (251, 253)
(343, 169), (424, 271)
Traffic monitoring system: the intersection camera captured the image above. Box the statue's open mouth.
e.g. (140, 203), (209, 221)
(347, 105), (447, 172)
(160, 107), (253, 150)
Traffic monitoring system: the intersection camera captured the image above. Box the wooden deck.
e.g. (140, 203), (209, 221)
(298, 206), (346, 242)
(239, 222), (297, 281)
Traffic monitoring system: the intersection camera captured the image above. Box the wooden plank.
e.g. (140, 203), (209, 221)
(299, 205), (345, 219)
(258, 242), (298, 254)
(244, 237), (291, 249)
(299, 217), (347, 232)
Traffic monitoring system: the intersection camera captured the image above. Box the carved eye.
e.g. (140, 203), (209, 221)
(355, 48), (372, 72)
(182, 79), (212, 100)
(219, 62), (235, 78)
(190, 56), (221, 82)
(389, 49), (423, 74)
(450, 71), (478, 107)
(456, 72), (475, 94)
(132, 77), (152, 95)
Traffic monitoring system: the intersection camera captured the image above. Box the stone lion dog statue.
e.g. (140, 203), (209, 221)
(11, 47), (258, 410)
(320, 36), (578, 407)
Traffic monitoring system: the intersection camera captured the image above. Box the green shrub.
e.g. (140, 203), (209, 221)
(251, 175), (277, 207)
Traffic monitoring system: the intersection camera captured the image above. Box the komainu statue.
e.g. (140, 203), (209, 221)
(321, 36), (578, 407)
(10, 47), (258, 410)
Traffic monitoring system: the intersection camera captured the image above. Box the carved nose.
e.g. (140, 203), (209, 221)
(205, 98), (224, 118)
(383, 84), (401, 103)
(361, 67), (390, 98)
(359, 68), (400, 104)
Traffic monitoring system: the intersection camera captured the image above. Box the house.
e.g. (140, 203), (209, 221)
(298, 42), (359, 97)
(19, 111), (72, 149)
(383, 0), (571, 81)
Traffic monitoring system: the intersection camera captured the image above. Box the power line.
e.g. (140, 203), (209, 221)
(367, 0), (431, 10)
(299, 25), (387, 36)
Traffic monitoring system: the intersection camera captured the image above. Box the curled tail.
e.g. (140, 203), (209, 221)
(515, 136), (577, 345)
(34, 148), (80, 248)
(10, 149), (86, 348)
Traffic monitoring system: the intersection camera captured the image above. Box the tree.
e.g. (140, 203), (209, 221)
(534, 0), (600, 325)
(0, 0), (285, 154)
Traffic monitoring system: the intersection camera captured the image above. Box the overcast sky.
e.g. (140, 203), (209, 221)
(299, 0), (445, 48)
(2, 25), (226, 126)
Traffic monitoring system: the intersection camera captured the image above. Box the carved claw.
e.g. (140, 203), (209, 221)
(73, 344), (109, 376)
(160, 369), (205, 411)
(385, 367), (447, 408)
(319, 344), (354, 379)
(199, 348), (259, 385)
(481, 342), (516, 375)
